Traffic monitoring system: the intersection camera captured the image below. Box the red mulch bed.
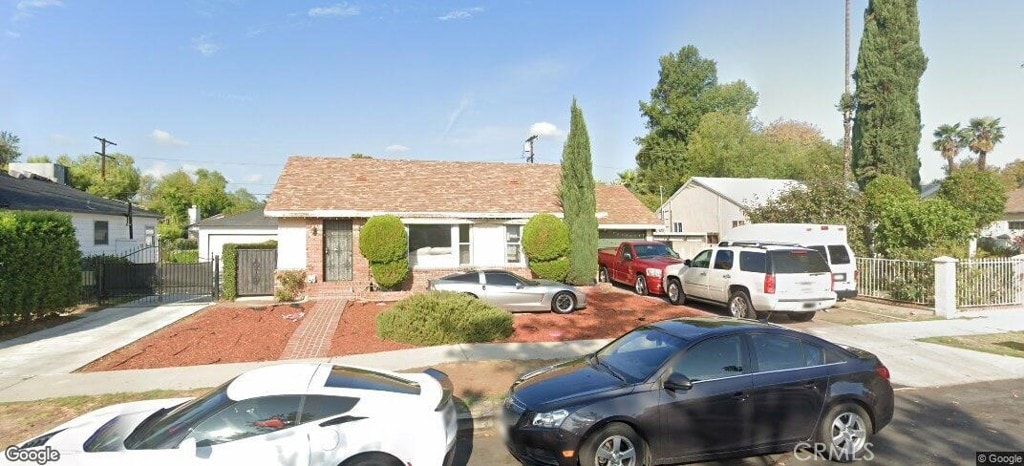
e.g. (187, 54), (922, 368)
(328, 286), (714, 356)
(79, 302), (313, 372)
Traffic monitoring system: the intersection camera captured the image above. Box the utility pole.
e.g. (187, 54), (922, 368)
(842, 0), (853, 184)
(524, 135), (538, 163)
(94, 136), (116, 180)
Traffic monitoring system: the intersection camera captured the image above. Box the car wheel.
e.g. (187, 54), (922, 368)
(579, 422), (649, 466)
(599, 267), (610, 283)
(342, 452), (404, 466)
(634, 275), (648, 296)
(552, 291), (577, 314)
(463, 292), (478, 299)
(728, 290), (755, 319)
(789, 311), (816, 322)
(666, 278), (685, 305)
(817, 403), (872, 463)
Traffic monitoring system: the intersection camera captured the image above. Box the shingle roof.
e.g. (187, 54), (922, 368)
(1005, 188), (1024, 214)
(197, 208), (277, 228)
(266, 156), (660, 226)
(688, 177), (802, 208)
(0, 172), (162, 218)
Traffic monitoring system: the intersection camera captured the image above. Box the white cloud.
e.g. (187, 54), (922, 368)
(191, 34), (219, 57)
(308, 3), (360, 17)
(14, 0), (62, 21)
(142, 161), (171, 178)
(438, 6), (483, 21)
(442, 96), (472, 140)
(5, 30), (21, 38)
(384, 144), (410, 153)
(528, 122), (565, 139)
(150, 129), (189, 146)
(244, 173), (263, 183)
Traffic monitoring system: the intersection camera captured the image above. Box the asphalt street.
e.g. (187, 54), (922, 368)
(453, 378), (1024, 466)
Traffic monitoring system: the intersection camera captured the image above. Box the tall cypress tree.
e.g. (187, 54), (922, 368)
(560, 99), (599, 285)
(851, 0), (928, 190)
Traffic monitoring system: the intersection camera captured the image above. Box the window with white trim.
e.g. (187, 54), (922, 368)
(94, 221), (109, 245)
(1009, 221), (1024, 230)
(459, 224), (471, 265)
(673, 222), (683, 233)
(409, 225), (453, 254)
(506, 225), (523, 263)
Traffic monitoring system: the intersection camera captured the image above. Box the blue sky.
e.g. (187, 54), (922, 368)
(2, 1), (1022, 198)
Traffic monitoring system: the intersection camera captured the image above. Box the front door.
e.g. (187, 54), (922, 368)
(323, 220), (353, 281)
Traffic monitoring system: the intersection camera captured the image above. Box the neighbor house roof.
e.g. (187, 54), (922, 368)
(1005, 187), (1024, 214)
(0, 172), (162, 218)
(660, 177), (802, 213)
(196, 208), (277, 228)
(266, 156), (661, 227)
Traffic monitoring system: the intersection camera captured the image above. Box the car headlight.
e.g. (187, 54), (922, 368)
(531, 409), (569, 428)
(646, 268), (662, 278)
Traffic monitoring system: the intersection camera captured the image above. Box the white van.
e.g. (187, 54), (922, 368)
(721, 223), (857, 299)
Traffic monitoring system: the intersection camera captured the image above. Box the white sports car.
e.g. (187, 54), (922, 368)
(6, 363), (458, 466)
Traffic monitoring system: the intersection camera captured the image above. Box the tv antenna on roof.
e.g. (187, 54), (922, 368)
(523, 135), (538, 163)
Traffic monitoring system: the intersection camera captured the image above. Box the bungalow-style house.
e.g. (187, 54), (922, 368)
(654, 177), (802, 258)
(195, 208), (278, 262)
(979, 187), (1024, 249)
(1, 164), (161, 259)
(265, 156), (662, 296)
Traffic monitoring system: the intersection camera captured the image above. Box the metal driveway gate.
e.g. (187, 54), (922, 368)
(237, 248), (277, 296)
(86, 246), (219, 304)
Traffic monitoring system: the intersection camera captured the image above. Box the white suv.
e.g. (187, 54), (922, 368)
(662, 243), (837, 321)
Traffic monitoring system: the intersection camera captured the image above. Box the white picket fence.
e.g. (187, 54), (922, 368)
(857, 256), (1024, 309)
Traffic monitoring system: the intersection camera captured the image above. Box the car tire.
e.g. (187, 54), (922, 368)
(634, 275), (648, 296)
(666, 278), (686, 305)
(816, 403), (873, 463)
(789, 311), (816, 322)
(579, 422), (649, 466)
(551, 291), (577, 314)
(728, 290), (755, 319)
(342, 452), (404, 466)
(463, 293), (478, 299)
(599, 267), (610, 283)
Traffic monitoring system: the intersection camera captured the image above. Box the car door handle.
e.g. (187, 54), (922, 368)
(699, 272), (707, 276)
(802, 381), (817, 389)
(733, 392), (749, 401)
(722, 274), (731, 279)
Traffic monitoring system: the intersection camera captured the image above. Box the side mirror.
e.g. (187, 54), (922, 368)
(515, 282), (524, 289)
(623, 253), (633, 261)
(683, 259), (691, 266)
(177, 437), (198, 455)
(664, 372), (693, 391)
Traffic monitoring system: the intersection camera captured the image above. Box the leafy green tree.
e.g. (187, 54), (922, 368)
(615, 169), (661, 211)
(56, 153), (141, 201)
(873, 198), (974, 258)
(0, 131), (21, 169)
(999, 159), (1024, 189)
(26, 155), (52, 163)
(851, 0), (928, 189)
(864, 174), (918, 218)
(559, 99), (599, 285)
(682, 112), (769, 179)
(632, 45), (758, 196)
(932, 123), (969, 175)
(966, 117), (1006, 170)
(762, 119), (844, 181)
(224, 188), (264, 215)
(937, 169), (1007, 229)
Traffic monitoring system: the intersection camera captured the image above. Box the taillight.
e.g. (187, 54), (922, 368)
(855, 270), (859, 282)
(875, 364), (890, 380)
(831, 273), (837, 292)
(764, 274), (776, 294)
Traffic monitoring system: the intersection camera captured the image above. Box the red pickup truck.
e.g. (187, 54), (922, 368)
(597, 241), (683, 296)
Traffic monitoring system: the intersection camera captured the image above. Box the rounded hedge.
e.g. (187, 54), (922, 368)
(377, 291), (514, 345)
(523, 213), (570, 262)
(370, 258), (410, 290)
(529, 257), (570, 282)
(359, 215), (408, 263)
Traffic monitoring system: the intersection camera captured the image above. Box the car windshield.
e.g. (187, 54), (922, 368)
(124, 378), (235, 450)
(595, 327), (686, 383)
(634, 243), (680, 259)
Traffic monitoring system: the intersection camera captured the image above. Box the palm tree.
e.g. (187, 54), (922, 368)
(932, 123), (968, 175)
(967, 117), (1006, 170)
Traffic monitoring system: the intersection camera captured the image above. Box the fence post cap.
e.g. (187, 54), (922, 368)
(932, 256), (959, 263)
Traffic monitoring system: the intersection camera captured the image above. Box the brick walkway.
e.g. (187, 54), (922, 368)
(280, 299), (347, 359)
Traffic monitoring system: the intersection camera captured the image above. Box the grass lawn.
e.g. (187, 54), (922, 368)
(918, 332), (1024, 359)
(0, 388), (209, 447)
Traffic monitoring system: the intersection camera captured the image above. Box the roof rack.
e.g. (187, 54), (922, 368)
(718, 241), (803, 249)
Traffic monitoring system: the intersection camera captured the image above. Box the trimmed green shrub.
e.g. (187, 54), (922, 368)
(163, 238), (198, 250)
(222, 240), (277, 300)
(359, 215), (410, 290)
(0, 211), (82, 325)
(527, 257), (570, 282)
(523, 213), (570, 261)
(359, 215), (408, 262)
(275, 270), (306, 302)
(377, 291), (513, 345)
(371, 259), (410, 290)
(166, 249), (199, 264)
(82, 254), (131, 269)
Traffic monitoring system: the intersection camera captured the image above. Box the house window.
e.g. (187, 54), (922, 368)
(732, 220), (747, 228)
(1009, 221), (1024, 230)
(506, 225), (523, 263)
(409, 224), (452, 253)
(459, 224), (471, 265)
(145, 226), (155, 246)
(673, 222), (683, 233)
(706, 233), (720, 245)
(94, 221), (109, 245)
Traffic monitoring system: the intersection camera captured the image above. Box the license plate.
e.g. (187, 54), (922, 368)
(803, 302), (816, 309)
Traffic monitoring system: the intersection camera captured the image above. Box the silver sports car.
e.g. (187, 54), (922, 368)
(427, 269), (587, 314)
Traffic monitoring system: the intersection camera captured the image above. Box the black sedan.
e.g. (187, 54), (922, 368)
(501, 317), (894, 465)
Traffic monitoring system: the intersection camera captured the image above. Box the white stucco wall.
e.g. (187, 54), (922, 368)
(277, 218), (307, 270)
(199, 228), (278, 262)
(660, 184), (746, 238)
(70, 212), (158, 258)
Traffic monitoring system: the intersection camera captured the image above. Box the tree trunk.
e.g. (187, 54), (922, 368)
(945, 155), (955, 175)
(978, 152), (988, 170)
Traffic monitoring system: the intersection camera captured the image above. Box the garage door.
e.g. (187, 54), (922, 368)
(598, 229), (648, 248)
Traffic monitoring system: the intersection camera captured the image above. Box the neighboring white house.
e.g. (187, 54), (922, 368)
(979, 187), (1024, 248)
(1, 165), (161, 260)
(654, 177), (802, 258)
(196, 209), (278, 262)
